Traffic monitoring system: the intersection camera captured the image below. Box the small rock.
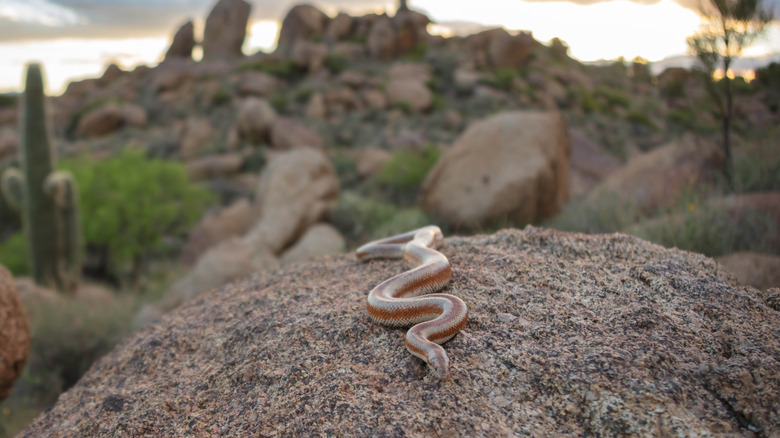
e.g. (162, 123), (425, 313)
(270, 117), (324, 150)
(186, 153), (244, 181)
(236, 97), (277, 144)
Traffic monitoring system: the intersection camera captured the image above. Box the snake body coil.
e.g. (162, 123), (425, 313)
(356, 226), (468, 378)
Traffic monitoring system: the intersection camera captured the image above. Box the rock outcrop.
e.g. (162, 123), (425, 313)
(420, 111), (570, 228)
(164, 21), (195, 62)
(20, 228), (780, 436)
(202, 0), (251, 61)
(277, 4), (330, 49)
(0, 265), (30, 402)
(587, 135), (724, 214)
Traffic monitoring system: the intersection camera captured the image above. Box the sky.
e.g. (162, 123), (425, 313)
(0, 0), (779, 94)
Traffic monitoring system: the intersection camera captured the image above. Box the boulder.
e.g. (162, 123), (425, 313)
(420, 111), (570, 227)
(0, 128), (19, 160)
(202, 0), (251, 61)
(76, 103), (124, 138)
(587, 135), (724, 215)
(269, 117), (324, 150)
(361, 88), (387, 110)
(305, 93), (327, 119)
(291, 41), (328, 72)
(466, 28), (534, 70)
(0, 265), (30, 402)
(385, 79), (432, 113)
(245, 148), (340, 254)
(186, 153), (244, 181)
(179, 116), (216, 160)
(388, 62), (432, 82)
(354, 147), (391, 179)
(20, 228), (780, 436)
(367, 17), (396, 61)
(279, 223), (345, 265)
(164, 21), (195, 62)
(236, 97), (277, 144)
(181, 199), (256, 266)
(568, 129), (621, 198)
(277, 4), (330, 49)
(120, 103), (147, 128)
(717, 252), (780, 290)
(391, 8), (430, 56)
(324, 12), (354, 43)
(237, 71), (278, 97)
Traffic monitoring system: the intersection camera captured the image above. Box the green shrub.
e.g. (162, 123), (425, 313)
(732, 131), (780, 193)
(629, 203), (778, 257)
(371, 146), (440, 204)
(625, 111), (658, 131)
(270, 92), (289, 113)
(573, 89), (602, 113)
(60, 148), (213, 281)
(210, 87), (231, 107)
(330, 191), (432, 246)
(324, 55), (349, 75)
(0, 233), (29, 275)
(237, 59), (306, 80)
(660, 79), (686, 98)
(407, 42), (430, 61)
(0, 93), (17, 109)
(482, 68), (518, 92)
(594, 87), (630, 109)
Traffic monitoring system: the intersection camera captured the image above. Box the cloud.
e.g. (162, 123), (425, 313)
(0, 0), (82, 26)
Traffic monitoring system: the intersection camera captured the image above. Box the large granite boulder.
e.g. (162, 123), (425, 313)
(236, 97), (277, 144)
(277, 4), (330, 49)
(588, 135), (724, 215)
(164, 21), (195, 62)
(20, 228), (780, 435)
(367, 16), (397, 61)
(202, 0), (251, 61)
(420, 111), (570, 228)
(0, 265), (30, 402)
(466, 28), (535, 70)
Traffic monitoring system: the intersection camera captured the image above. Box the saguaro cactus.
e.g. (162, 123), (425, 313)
(0, 63), (82, 293)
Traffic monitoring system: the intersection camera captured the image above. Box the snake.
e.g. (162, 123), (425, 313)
(356, 225), (468, 378)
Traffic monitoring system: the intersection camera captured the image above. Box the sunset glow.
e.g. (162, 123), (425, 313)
(0, 0), (777, 95)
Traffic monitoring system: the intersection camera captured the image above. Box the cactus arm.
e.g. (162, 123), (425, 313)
(44, 171), (82, 293)
(1, 167), (24, 212)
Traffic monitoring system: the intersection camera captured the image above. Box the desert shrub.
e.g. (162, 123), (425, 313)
(625, 111), (658, 131)
(594, 87), (630, 109)
(370, 146), (440, 204)
(482, 68), (518, 92)
(60, 148), (213, 282)
(324, 55), (349, 75)
(407, 42), (430, 61)
(544, 191), (640, 234)
(573, 89), (602, 113)
(330, 151), (360, 190)
(0, 93), (17, 108)
(660, 79), (686, 98)
(0, 233), (28, 275)
(210, 87), (231, 107)
(0, 291), (140, 436)
(238, 59), (305, 80)
(270, 91), (290, 113)
(732, 130), (780, 193)
(755, 62), (780, 112)
(630, 203), (778, 257)
(330, 191), (431, 246)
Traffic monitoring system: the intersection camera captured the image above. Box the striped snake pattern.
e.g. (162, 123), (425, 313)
(356, 226), (468, 378)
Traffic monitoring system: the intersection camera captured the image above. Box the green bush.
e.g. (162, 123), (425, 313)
(0, 233), (29, 275)
(324, 55), (349, 75)
(594, 87), (630, 109)
(482, 68), (518, 92)
(732, 131), (780, 193)
(330, 191), (432, 246)
(625, 111), (658, 131)
(371, 146), (440, 204)
(210, 87), (231, 107)
(270, 92), (289, 113)
(0, 93), (17, 109)
(238, 59), (306, 80)
(60, 148), (213, 281)
(629, 203), (778, 257)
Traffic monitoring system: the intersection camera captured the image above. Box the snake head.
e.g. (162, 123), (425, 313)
(427, 353), (450, 379)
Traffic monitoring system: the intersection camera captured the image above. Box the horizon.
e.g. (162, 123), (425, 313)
(0, 0), (779, 95)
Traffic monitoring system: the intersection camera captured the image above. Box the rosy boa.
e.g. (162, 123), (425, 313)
(356, 225), (468, 378)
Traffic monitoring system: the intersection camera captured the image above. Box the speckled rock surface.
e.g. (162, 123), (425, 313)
(22, 228), (779, 436)
(0, 265), (30, 402)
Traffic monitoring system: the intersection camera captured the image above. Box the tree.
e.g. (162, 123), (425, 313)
(686, 0), (773, 184)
